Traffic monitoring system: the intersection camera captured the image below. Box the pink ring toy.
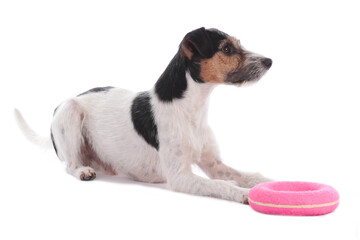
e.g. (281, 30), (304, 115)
(248, 181), (339, 216)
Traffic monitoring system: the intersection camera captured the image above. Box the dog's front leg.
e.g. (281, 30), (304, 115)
(197, 129), (272, 188)
(159, 143), (249, 204)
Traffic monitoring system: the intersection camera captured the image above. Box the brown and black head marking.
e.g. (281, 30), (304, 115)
(155, 27), (272, 102)
(181, 27), (272, 84)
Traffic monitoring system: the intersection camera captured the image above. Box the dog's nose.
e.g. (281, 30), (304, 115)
(262, 58), (272, 69)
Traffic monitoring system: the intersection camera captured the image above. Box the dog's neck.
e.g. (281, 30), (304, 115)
(154, 50), (216, 116)
(154, 50), (216, 109)
(182, 72), (216, 113)
(153, 53), (216, 127)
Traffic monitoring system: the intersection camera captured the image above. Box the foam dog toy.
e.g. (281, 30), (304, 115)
(248, 181), (339, 216)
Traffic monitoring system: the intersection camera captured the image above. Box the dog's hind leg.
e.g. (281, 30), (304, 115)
(51, 100), (96, 181)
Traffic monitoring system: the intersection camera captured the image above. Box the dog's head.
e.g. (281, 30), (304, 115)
(181, 27), (272, 85)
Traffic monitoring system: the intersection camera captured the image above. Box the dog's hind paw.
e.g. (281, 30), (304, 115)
(77, 167), (96, 181)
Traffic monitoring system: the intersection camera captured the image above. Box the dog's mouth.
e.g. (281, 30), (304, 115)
(225, 64), (267, 84)
(225, 57), (272, 85)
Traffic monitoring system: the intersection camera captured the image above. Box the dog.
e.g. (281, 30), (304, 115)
(15, 27), (272, 204)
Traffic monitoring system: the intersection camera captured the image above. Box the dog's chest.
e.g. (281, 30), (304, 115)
(155, 100), (209, 152)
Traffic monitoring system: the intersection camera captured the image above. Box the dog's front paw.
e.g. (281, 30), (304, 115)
(239, 188), (250, 204)
(242, 194), (249, 205)
(77, 167), (96, 181)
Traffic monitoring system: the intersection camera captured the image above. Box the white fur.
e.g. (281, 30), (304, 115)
(14, 108), (53, 149)
(15, 73), (271, 204)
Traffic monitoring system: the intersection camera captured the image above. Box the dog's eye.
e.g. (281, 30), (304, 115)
(222, 45), (231, 55)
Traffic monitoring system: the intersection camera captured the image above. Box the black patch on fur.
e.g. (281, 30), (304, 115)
(77, 86), (114, 97)
(131, 92), (159, 150)
(155, 52), (188, 102)
(50, 129), (58, 156)
(187, 54), (203, 83)
(183, 27), (227, 59)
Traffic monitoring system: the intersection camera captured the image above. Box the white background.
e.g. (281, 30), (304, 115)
(1, 0), (359, 239)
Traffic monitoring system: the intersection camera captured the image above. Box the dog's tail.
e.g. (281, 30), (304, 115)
(14, 108), (53, 149)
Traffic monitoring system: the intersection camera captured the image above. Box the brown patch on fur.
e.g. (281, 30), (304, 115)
(80, 133), (117, 176)
(200, 50), (242, 83)
(207, 162), (215, 168)
(228, 37), (241, 49)
(199, 37), (245, 83)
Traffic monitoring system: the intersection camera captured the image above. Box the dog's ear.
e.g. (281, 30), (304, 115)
(181, 27), (214, 59)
